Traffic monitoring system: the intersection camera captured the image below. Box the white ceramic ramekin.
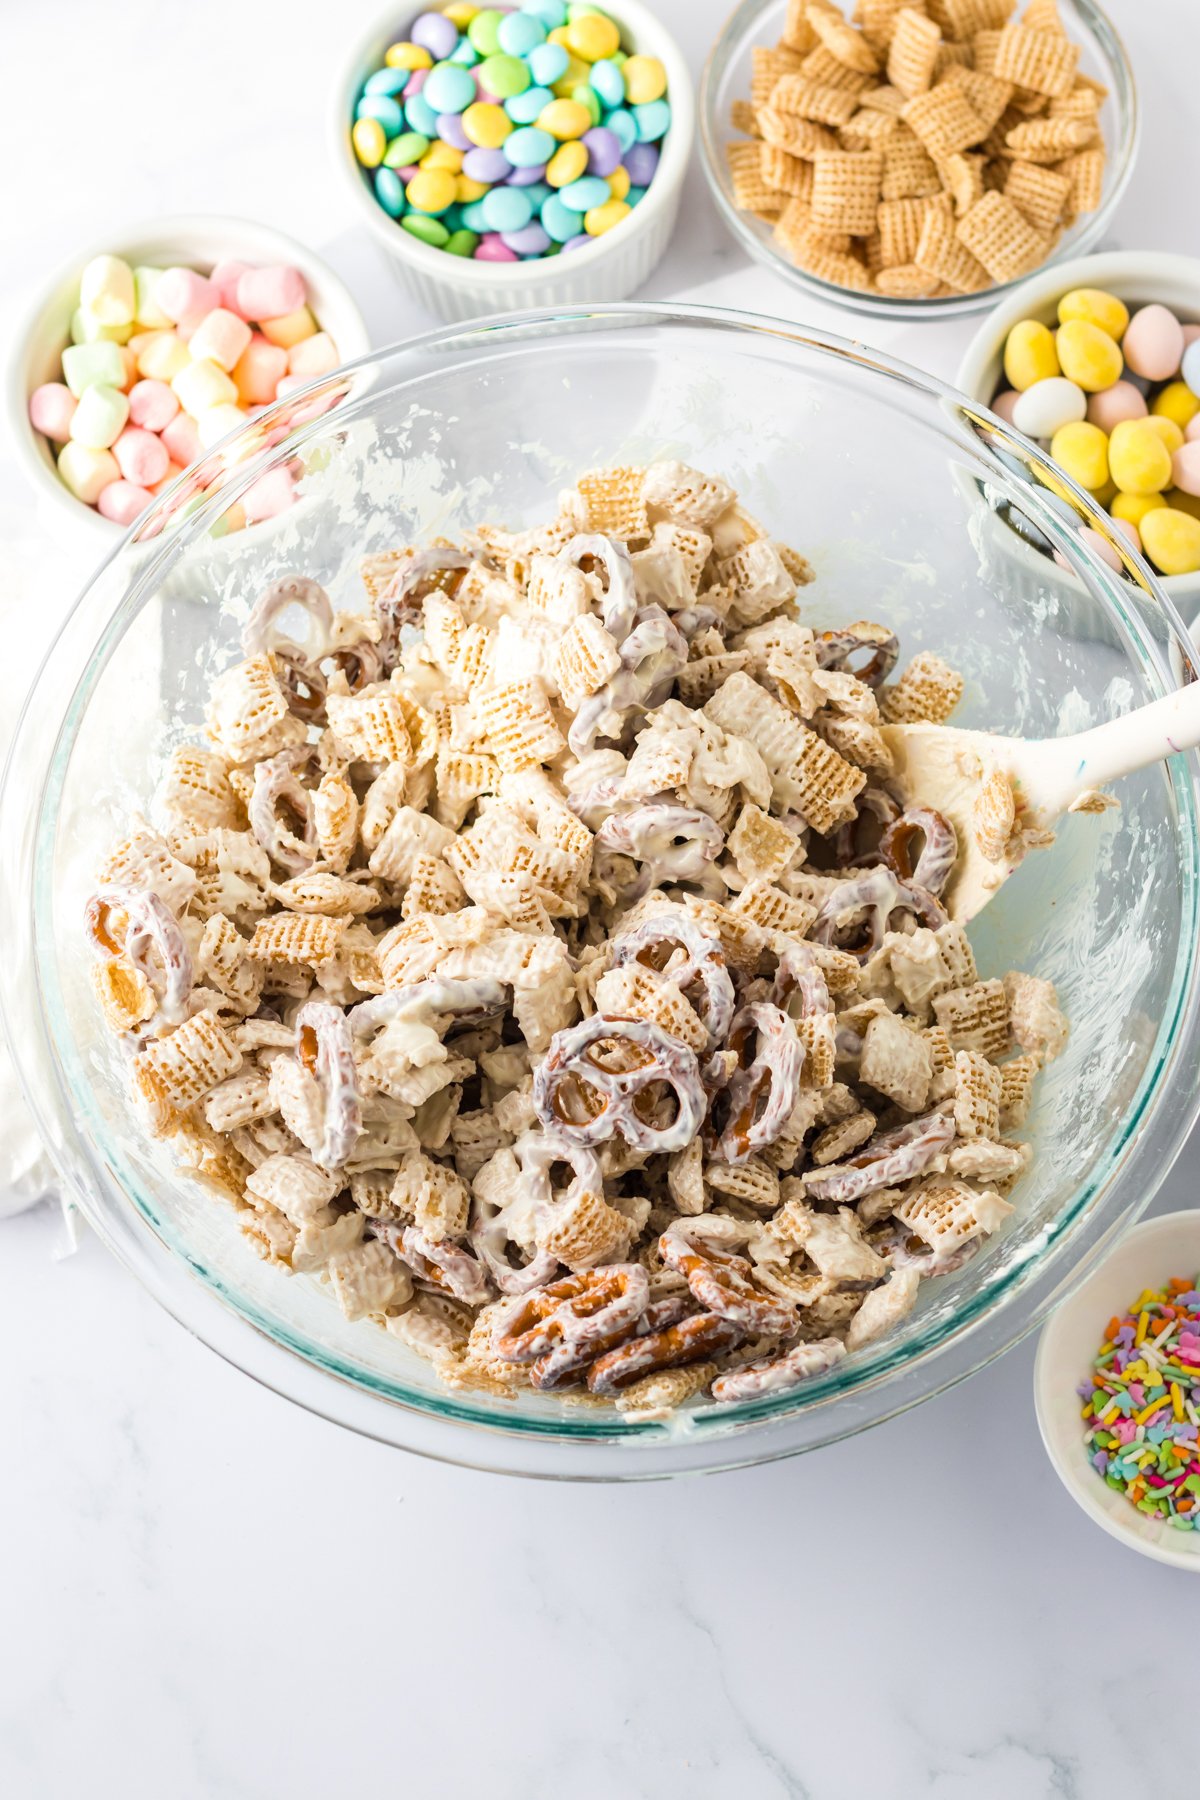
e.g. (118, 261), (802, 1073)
(1035, 1209), (1200, 1573)
(331, 0), (694, 323)
(7, 216), (371, 541)
(957, 251), (1200, 613)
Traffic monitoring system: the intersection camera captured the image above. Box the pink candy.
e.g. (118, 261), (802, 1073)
(97, 480), (154, 525)
(29, 381), (77, 443)
(128, 379), (179, 432)
(475, 237), (519, 262)
(114, 426), (170, 488)
(236, 265), (306, 321)
(156, 266), (219, 326)
(1087, 380), (1148, 432)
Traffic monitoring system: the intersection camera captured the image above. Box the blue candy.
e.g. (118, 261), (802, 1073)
(528, 41), (569, 85)
(626, 185), (647, 207)
(374, 166), (407, 217)
(521, 181), (552, 208)
(460, 200), (490, 232)
(606, 107), (637, 153)
(481, 186), (535, 232)
(498, 12), (546, 55)
(405, 92), (439, 137)
(356, 94), (405, 134)
(558, 175), (610, 212)
(540, 192), (579, 243)
(423, 62), (477, 113)
(588, 58), (624, 109)
(505, 124), (556, 167)
(505, 84), (554, 124)
(450, 39), (479, 66)
(522, 0), (569, 26)
(364, 67), (410, 97)
(633, 99), (671, 142)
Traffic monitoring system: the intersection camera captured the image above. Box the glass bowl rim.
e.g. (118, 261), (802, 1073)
(7, 299), (1200, 1476)
(697, 0), (1141, 323)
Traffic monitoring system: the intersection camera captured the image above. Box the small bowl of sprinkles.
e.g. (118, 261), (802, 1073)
(1035, 1209), (1200, 1570)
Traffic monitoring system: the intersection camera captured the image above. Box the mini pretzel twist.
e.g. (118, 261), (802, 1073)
(533, 1014), (706, 1154)
(879, 806), (958, 897)
(713, 1002), (803, 1164)
(711, 1336), (846, 1403)
(595, 805), (725, 898)
(560, 533), (638, 643)
(249, 748), (318, 874)
(398, 1224), (492, 1307)
(815, 622), (899, 687)
(568, 606), (689, 755)
(242, 575), (334, 661)
(587, 1307), (741, 1394)
(469, 1127), (599, 1296)
(811, 865), (946, 960)
(295, 1000), (362, 1171)
(611, 912), (736, 1048)
(494, 1264), (650, 1390)
(374, 548), (470, 665)
(830, 785), (900, 869)
(86, 887), (193, 1025)
(804, 1110), (956, 1204)
(771, 942), (831, 1020)
(659, 1227), (797, 1337)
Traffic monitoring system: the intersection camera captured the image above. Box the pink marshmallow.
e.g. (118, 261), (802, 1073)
(241, 466), (297, 522)
(188, 307), (253, 371)
(286, 332), (339, 379)
(156, 267), (220, 326)
(161, 411), (202, 468)
(29, 381), (78, 443)
(150, 461), (185, 495)
(113, 426), (170, 488)
(97, 480), (154, 525)
(232, 333), (289, 405)
(236, 265), (307, 322)
(128, 379), (179, 432)
(210, 259), (252, 314)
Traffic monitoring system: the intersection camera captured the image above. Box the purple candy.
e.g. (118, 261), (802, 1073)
(503, 222), (552, 255)
(582, 126), (621, 177)
(562, 233), (591, 251)
(463, 146), (512, 182)
(410, 11), (459, 60)
(506, 163), (546, 185)
(438, 113), (473, 150)
(404, 68), (428, 99)
(624, 142), (660, 186)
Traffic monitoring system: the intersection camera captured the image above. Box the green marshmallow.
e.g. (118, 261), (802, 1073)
(61, 340), (126, 396)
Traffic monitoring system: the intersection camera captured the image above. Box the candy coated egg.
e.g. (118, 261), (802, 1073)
(456, 174), (489, 202)
(589, 58), (625, 109)
(445, 229), (480, 256)
(545, 140), (589, 186)
(529, 41), (569, 85)
(438, 113), (474, 150)
(411, 12), (460, 60)
(364, 66), (409, 96)
(1050, 420), (1108, 491)
(1141, 507), (1200, 576)
(1057, 288), (1129, 340)
(632, 98), (670, 141)
(352, 116), (387, 166)
(503, 221), (552, 255)
(474, 237), (519, 261)
(463, 146), (511, 182)
(357, 94), (404, 135)
(623, 53), (668, 104)
(607, 165), (631, 200)
(1154, 380), (1200, 429)
(1108, 419), (1174, 495)
(525, 0), (567, 23)
(402, 213), (452, 247)
(1086, 380), (1147, 431)
(385, 131), (432, 167)
(1188, 415), (1200, 443)
(1182, 339), (1200, 399)
(538, 97), (592, 139)
(506, 125), (556, 166)
(1055, 525), (1123, 573)
(1011, 376), (1087, 439)
(506, 84), (555, 123)
(1123, 305), (1185, 382)
(1111, 490), (1167, 528)
(559, 174), (610, 212)
(424, 62), (477, 113)
(607, 106), (637, 153)
(406, 167), (458, 213)
(1172, 442), (1200, 497)
(478, 53), (530, 98)
(584, 196), (630, 235)
(498, 13), (546, 56)
(385, 41), (433, 70)
(462, 102), (513, 147)
(540, 192), (580, 241)
(1112, 516), (1141, 553)
(406, 92), (440, 137)
(1144, 415), (1184, 455)
(570, 83), (602, 126)
(480, 185), (534, 232)
(467, 10), (504, 55)
(1003, 319), (1059, 391)
(582, 123), (621, 175)
(422, 142), (466, 172)
(1055, 320), (1123, 393)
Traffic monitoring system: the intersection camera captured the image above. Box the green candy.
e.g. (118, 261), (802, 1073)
(402, 213), (451, 248)
(467, 9), (504, 54)
(384, 132), (431, 168)
(570, 83), (601, 125)
(478, 53), (530, 98)
(444, 229), (480, 257)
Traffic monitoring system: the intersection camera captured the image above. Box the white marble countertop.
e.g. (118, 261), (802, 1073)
(3, 2), (1200, 1794)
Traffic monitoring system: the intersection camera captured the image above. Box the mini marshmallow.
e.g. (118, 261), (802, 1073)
(258, 306), (317, 350)
(29, 382), (78, 443)
(232, 335), (288, 404)
(127, 379), (179, 432)
(119, 346), (139, 389)
(286, 332), (339, 379)
(135, 331), (191, 383)
(134, 266), (173, 329)
(161, 412), (202, 468)
(188, 307), (253, 372)
(80, 254), (135, 327)
(97, 480), (154, 526)
(172, 358), (238, 416)
(236, 265), (306, 322)
(69, 383), (130, 449)
(195, 402), (248, 448)
(210, 259), (252, 314)
(150, 461), (185, 495)
(113, 426), (170, 488)
(70, 307), (132, 346)
(156, 267), (220, 326)
(57, 441), (120, 503)
(62, 340), (126, 396)
(241, 467), (296, 522)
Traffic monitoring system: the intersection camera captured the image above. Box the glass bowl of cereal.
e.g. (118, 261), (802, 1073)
(5, 304), (1200, 1479)
(698, 0), (1138, 321)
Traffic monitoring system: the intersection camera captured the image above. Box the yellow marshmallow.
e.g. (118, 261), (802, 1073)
(259, 307), (317, 350)
(172, 358), (238, 416)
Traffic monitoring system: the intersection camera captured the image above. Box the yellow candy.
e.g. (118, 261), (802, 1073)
(622, 53), (668, 105)
(1003, 319), (1059, 391)
(1112, 491), (1168, 527)
(421, 142), (465, 173)
(584, 197), (631, 236)
(1051, 421), (1109, 491)
(259, 306), (317, 350)
(405, 168), (457, 214)
(1153, 381), (1200, 429)
(565, 13), (620, 61)
(1144, 414), (1185, 454)
(1108, 419), (1173, 495)
(384, 41), (433, 70)
(1091, 478), (1117, 508)
(461, 101), (512, 148)
(456, 174), (489, 202)
(1169, 487), (1200, 522)
(1057, 288), (1130, 340)
(352, 116), (387, 168)
(546, 140), (589, 187)
(1141, 507), (1200, 576)
(547, 25), (573, 48)
(1056, 319), (1123, 393)
(608, 165), (631, 200)
(538, 97), (592, 139)
(444, 3), (478, 22)
(551, 54), (591, 96)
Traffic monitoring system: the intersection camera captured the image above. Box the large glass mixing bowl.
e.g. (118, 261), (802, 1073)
(5, 306), (1200, 1479)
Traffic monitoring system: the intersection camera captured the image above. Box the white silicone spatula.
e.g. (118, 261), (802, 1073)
(880, 678), (1200, 922)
